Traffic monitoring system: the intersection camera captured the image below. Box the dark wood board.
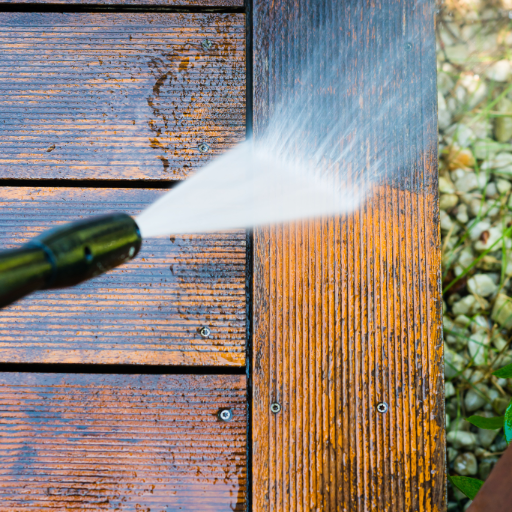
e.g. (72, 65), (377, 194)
(0, 187), (246, 366)
(3, 0), (243, 4)
(0, 372), (247, 511)
(0, 13), (245, 181)
(252, 1), (444, 511)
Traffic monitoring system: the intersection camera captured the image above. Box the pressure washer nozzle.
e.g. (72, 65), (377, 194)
(0, 213), (142, 309)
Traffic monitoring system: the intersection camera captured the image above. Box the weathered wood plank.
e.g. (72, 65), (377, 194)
(0, 372), (247, 511)
(0, 187), (246, 366)
(0, 13), (245, 181)
(4, 0), (242, 4)
(252, 1), (444, 511)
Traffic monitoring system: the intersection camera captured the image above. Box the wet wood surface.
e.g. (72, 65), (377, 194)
(0, 372), (247, 511)
(0, 187), (246, 366)
(0, 13), (245, 181)
(252, 1), (444, 511)
(4, 0), (242, 4)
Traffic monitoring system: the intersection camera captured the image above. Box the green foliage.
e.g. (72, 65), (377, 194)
(504, 398), (512, 444)
(448, 475), (484, 500)
(493, 363), (512, 379)
(466, 415), (504, 430)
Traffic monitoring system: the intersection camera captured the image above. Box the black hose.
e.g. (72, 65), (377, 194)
(0, 213), (142, 309)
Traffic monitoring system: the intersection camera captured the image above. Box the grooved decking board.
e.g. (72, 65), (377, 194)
(0, 13), (245, 181)
(0, 373), (247, 511)
(4, 0), (242, 4)
(0, 187), (246, 366)
(252, 1), (444, 511)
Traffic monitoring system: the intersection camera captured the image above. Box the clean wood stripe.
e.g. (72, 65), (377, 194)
(0, 13), (246, 181)
(0, 373), (247, 511)
(0, 187), (246, 366)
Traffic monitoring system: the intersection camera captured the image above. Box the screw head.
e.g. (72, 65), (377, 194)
(201, 38), (213, 51)
(404, 42), (413, 51)
(198, 143), (210, 153)
(199, 326), (211, 338)
(270, 402), (281, 414)
(377, 402), (388, 414)
(218, 408), (233, 422)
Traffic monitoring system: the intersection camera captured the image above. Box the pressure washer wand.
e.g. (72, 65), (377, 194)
(0, 213), (142, 309)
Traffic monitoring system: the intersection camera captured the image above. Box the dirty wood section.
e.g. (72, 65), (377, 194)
(0, 13), (245, 181)
(252, 1), (444, 511)
(4, 0), (242, 4)
(0, 187), (246, 366)
(0, 373), (247, 511)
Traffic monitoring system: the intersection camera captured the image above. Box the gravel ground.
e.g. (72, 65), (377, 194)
(437, 1), (512, 509)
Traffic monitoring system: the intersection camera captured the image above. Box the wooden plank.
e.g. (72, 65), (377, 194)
(4, 0), (242, 5)
(467, 442), (512, 511)
(0, 13), (245, 181)
(0, 372), (247, 511)
(252, 1), (444, 511)
(0, 187), (246, 366)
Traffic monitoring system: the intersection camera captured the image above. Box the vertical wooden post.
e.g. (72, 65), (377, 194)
(251, 1), (444, 511)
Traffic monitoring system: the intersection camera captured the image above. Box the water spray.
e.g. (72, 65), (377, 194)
(0, 213), (141, 308)
(0, 19), (425, 309)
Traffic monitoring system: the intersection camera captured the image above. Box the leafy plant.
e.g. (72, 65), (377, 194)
(450, 363), (512, 500)
(466, 415), (504, 429)
(505, 399), (512, 445)
(448, 475), (484, 500)
(493, 363), (512, 379)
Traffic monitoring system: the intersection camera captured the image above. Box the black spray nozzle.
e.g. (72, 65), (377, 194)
(0, 213), (142, 309)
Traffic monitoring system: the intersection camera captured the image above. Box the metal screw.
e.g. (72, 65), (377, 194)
(270, 402), (281, 414)
(377, 402), (388, 414)
(201, 38), (213, 51)
(198, 143), (210, 153)
(404, 42), (413, 52)
(200, 326), (211, 338)
(218, 408), (233, 422)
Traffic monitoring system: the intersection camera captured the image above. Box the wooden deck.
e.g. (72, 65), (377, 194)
(0, 12), (246, 180)
(0, 4), (250, 508)
(2, 0), (243, 5)
(0, 0), (443, 510)
(0, 373), (247, 510)
(0, 187), (246, 366)
(252, 1), (444, 510)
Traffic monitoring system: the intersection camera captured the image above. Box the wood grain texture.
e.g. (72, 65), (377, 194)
(0, 372), (247, 511)
(0, 13), (245, 181)
(3, 0), (242, 4)
(252, 1), (444, 511)
(0, 187), (246, 366)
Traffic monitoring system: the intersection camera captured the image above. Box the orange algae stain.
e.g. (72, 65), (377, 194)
(179, 57), (190, 71)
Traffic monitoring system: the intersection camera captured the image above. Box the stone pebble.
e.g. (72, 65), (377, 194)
(436, 8), (512, 508)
